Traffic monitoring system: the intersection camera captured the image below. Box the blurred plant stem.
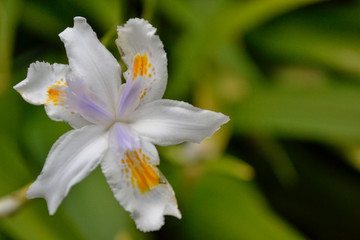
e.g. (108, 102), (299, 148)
(251, 135), (298, 187)
(141, 0), (157, 21)
(0, 0), (21, 95)
(0, 183), (31, 218)
(101, 25), (118, 48)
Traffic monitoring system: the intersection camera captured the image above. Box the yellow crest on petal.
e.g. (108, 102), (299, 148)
(132, 53), (154, 81)
(122, 148), (160, 194)
(46, 78), (67, 105)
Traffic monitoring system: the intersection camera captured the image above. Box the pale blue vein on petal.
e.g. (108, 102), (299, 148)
(110, 123), (140, 154)
(116, 76), (146, 121)
(66, 80), (114, 125)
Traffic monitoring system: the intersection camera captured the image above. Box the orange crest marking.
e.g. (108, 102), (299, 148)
(132, 53), (152, 81)
(122, 149), (160, 194)
(47, 87), (65, 105)
(46, 79), (67, 105)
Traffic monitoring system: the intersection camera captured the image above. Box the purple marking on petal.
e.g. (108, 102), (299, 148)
(66, 80), (114, 125)
(110, 123), (140, 154)
(116, 76), (146, 120)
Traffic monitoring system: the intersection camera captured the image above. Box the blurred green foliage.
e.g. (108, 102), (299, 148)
(1, 0), (360, 239)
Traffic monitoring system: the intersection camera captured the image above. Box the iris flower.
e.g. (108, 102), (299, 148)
(14, 17), (229, 231)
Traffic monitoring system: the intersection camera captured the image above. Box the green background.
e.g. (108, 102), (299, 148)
(1, 0), (360, 239)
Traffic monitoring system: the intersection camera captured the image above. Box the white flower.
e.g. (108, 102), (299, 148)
(14, 17), (229, 232)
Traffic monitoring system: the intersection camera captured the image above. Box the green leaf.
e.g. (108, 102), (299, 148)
(0, 0), (21, 94)
(61, 168), (132, 240)
(247, 20), (360, 76)
(0, 200), (85, 240)
(163, 0), (325, 99)
(234, 85), (360, 141)
(180, 173), (305, 240)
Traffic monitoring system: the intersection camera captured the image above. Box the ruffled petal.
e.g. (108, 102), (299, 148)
(14, 61), (89, 128)
(101, 142), (180, 232)
(116, 18), (167, 104)
(129, 99), (230, 146)
(59, 17), (122, 112)
(26, 125), (108, 214)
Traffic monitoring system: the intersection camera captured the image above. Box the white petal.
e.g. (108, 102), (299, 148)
(59, 17), (122, 111)
(26, 125), (108, 214)
(14, 61), (65, 105)
(65, 79), (114, 126)
(45, 104), (90, 129)
(109, 122), (140, 154)
(14, 61), (89, 128)
(116, 76), (148, 121)
(129, 99), (230, 146)
(116, 18), (167, 104)
(101, 143), (180, 232)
